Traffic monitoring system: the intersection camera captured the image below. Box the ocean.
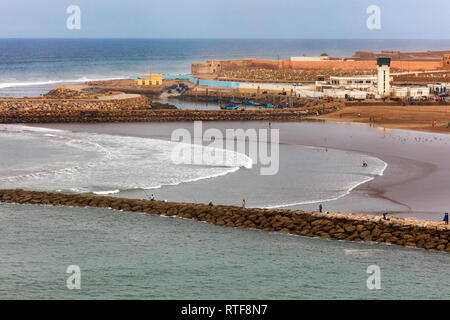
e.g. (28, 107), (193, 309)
(2, 38), (450, 97)
(1, 201), (448, 300)
(0, 39), (449, 299)
(1, 121), (449, 299)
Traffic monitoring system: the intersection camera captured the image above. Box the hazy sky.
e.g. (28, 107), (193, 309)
(0, 0), (448, 39)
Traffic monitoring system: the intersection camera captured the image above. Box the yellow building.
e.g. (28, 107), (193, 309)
(135, 74), (163, 86)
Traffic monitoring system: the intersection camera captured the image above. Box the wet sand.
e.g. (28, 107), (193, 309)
(314, 105), (450, 134)
(31, 120), (450, 222)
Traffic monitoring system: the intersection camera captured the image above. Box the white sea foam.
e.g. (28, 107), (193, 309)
(93, 190), (121, 195)
(0, 124), (68, 134)
(0, 124), (251, 193)
(0, 76), (126, 89)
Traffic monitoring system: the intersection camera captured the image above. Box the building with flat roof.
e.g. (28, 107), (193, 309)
(135, 74), (163, 86)
(330, 75), (376, 89)
(377, 57), (391, 97)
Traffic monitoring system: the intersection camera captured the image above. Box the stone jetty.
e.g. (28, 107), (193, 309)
(1, 189), (448, 252)
(0, 98), (340, 123)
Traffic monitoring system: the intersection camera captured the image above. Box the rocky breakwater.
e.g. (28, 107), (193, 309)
(0, 96), (151, 123)
(1, 189), (449, 252)
(0, 98), (340, 123)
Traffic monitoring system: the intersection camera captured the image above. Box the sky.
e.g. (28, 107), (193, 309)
(0, 0), (448, 39)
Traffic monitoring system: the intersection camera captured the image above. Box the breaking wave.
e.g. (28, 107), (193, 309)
(0, 125), (252, 194)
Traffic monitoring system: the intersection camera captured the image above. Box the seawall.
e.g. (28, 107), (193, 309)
(1, 189), (449, 252)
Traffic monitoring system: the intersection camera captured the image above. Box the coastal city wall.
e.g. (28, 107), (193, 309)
(192, 58), (443, 76)
(1, 189), (449, 252)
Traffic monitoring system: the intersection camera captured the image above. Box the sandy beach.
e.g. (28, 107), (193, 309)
(314, 104), (450, 134)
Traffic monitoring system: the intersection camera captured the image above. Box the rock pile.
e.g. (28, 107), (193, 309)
(1, 189), (448, 252)
(45, 86), (99, 100)
(0, 99), (340, 123)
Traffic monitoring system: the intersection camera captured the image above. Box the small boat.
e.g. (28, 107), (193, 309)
(243, 100), (260, 106)
(221, 102), (239, 110)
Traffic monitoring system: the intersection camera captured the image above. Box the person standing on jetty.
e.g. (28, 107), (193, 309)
(444, 212), (449, 225)
(242, 199), (246, 209)
(319, 204), (323, 213)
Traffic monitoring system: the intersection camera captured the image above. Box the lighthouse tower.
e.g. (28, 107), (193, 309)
(377, 57), (391, 97)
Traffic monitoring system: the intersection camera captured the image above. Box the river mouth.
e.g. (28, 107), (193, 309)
(0, 123), (386, 211)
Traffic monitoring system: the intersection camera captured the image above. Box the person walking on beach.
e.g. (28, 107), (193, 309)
(242, 199), (246, 209)
(319, 204), (323, 213)
(444, 212), (449, 225)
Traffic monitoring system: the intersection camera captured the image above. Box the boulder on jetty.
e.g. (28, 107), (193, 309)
(0, 189), (448, 253)
(45, 86), (99, 100)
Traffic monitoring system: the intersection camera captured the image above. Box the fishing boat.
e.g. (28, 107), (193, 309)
(243, 100), (260, 106)
(221, 102), (239, 110)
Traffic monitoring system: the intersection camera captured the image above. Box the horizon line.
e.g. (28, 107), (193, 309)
(1, 37), (450, 41)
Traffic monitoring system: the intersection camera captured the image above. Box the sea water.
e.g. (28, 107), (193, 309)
(2, 38), (450, 97)
(0, 202), (448, 299)
(0, 124), (386, 208)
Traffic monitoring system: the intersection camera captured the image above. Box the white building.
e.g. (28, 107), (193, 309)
(322, 89), (368, 100)
(377, 57), (391, 97)
(428, 83), (450, 95)
(392, 86), (430, 98)
(330, 76), (376, 89)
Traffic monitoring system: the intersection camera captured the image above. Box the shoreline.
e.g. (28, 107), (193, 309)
(311, 104), (450, 135)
